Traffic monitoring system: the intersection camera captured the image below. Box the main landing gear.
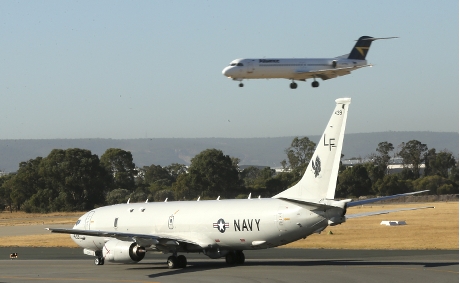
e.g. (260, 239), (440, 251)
(239, 82), (244, 87)
(225, 250), (245, 265)
(94, 257), (104, 265)
(167, 254), (187, 269)
(288, 80), (319, 89)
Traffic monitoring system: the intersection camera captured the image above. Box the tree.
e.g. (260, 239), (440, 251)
(240, 166), (275, 190)
(8, 157), (44, 211)
(370, 141), (394, 179)
(336, 164), (372, 198)
(373, 174), (409, 196)
(282, 137), (316, 179)
(397, 140), (428, 179)
(164, 163), (187, 181)
(424, 149), (457, 178)
(38, 148), (109, 211)
(412, 175), (457, 195)
(143, 164), (174, 186)
(178, 149), (241, 199)
(100, 148), (137, 191)
(106, 188), (131, 205)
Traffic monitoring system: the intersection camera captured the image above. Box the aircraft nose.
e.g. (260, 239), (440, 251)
(222, 66), (232, 77)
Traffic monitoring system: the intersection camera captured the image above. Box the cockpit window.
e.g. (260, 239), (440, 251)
(75, 220), (81, 226)
(230, 63), (237, 66)
(237, 63), (244, 66)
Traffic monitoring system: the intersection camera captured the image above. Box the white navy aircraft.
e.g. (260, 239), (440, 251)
(222, 36), (397, 89)
(47, 98), (429, 268)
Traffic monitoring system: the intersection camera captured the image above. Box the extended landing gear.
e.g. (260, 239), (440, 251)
(311, 80), (319, 88)
(289, 82), (298, 89)
(167, 255), (187, 269)
(94, 257), (104, 265)
(225, 250), (245, 265)
(238, 82), (244, 87)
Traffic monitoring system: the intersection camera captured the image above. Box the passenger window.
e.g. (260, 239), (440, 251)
(114, 218), (118, 228)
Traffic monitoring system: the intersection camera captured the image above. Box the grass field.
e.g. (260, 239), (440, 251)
(0, 202), (457, 249)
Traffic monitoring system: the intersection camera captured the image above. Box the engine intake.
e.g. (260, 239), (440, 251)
(103, 240), (145, 263)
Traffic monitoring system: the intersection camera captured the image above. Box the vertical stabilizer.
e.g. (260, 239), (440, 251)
(273, 98), (351, 201)
(348, 36), (373, 60)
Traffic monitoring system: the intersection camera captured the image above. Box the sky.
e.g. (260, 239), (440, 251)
(0, 1), (458, 139)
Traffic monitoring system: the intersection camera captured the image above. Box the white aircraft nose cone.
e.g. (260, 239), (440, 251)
(222, 66), (232, 77)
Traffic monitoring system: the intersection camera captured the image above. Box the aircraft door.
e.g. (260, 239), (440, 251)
(84, 211), (95, 230)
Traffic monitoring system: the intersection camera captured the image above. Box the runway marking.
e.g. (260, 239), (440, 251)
(0, 276), (159, 283)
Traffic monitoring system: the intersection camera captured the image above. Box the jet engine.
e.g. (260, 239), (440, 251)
(331, 59), (351, 69)
(102, 240), (145, 263)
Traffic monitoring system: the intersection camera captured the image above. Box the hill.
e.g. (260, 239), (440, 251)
(0, 132), (457, 172)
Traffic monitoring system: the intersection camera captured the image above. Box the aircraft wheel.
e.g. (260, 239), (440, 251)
(235, 250), (245, 264)
(177, 255), (187, 268)
(225, 251), (236, 265)
(311, 81), (319, 88)
(239, 83), (244, 87)
(167, 255), (178, 269)
(290, 82), (297, 89)
(94, 257), (104, 265)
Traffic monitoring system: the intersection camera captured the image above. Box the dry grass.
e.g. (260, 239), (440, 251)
(0, 234), (80, 248)
(0, 211), (81, 226)
(0, 202), (457, 249)
(283, 202), (458, 250)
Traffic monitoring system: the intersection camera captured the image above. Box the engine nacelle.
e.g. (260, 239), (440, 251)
(103, 240), (145, 263)
(331, 59), (351, 68)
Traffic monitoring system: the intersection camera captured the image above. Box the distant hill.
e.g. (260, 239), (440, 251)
(0, 132), (457, 173)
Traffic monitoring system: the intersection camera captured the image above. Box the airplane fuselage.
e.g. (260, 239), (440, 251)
(71, 198), (329, 256)
(222, 58), (367, 81)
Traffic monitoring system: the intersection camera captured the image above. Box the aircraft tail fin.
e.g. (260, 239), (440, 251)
(273, 98), (351, 201)
(348, 36), (374, 60)
(348, 36), (398, 60)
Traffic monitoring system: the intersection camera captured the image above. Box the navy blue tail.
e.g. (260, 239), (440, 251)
(348, 36), (374, 60)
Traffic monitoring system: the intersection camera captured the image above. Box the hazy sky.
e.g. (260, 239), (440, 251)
(1, 1), (458, 139)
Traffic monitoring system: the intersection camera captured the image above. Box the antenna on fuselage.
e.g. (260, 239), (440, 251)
(248, 193), (252, 199)
(127, 198), (130, 204)
(145, 199), (148, 203)
(217, 196), (220, 200)
(197, 197), (200, 201)
(164, 198), (168, 202)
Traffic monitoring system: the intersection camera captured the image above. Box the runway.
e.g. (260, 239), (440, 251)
(0, 248), (457, 283)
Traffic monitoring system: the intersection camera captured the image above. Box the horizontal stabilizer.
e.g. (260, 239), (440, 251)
(347, 190), (430, 207)
(346, 206), (434, 219)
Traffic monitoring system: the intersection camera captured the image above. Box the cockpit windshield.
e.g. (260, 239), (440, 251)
(229, 62), (244, 66)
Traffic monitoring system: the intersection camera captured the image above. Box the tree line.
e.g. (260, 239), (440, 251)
(0, 138), (458, 213)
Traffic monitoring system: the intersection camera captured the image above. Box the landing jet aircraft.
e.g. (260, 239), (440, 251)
(47, 98), (429, 269)
(222, 36), (397, 89)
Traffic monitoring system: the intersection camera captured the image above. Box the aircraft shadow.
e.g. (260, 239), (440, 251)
(125, 259), (459, 279)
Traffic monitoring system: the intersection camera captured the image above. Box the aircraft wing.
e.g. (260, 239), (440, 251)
(346, 206), (434, 219)
(46, 228), (209, 248)
(295, 65), (370, 80)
